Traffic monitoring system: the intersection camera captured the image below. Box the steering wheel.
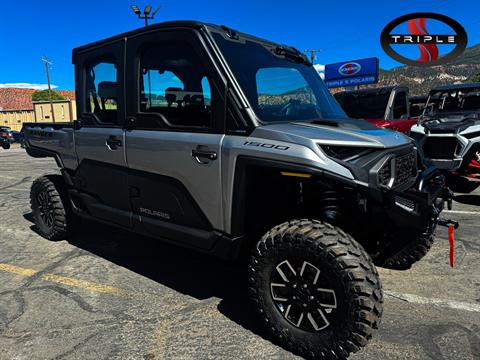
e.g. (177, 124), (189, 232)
(280, 99), (302, 117)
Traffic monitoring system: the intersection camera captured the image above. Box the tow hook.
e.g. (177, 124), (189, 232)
(436, 218), (459, 268)
(437, 218), (459, 229)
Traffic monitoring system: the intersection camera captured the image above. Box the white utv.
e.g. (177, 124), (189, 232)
(411, 83), (480, 186)
(23, 22), (455, 359)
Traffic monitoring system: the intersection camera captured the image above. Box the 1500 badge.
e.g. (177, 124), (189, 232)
(243, 141), (290, 150)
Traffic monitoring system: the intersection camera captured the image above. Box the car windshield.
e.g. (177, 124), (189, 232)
(211, 32), (346, 123)
(334, 92), (390, 119)
(426, 86), (480, 115)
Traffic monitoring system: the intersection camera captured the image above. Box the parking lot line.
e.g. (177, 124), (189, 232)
(443, 210), (479, 215)
(0, 262), (126, 296)
(385, 291), (480, 313)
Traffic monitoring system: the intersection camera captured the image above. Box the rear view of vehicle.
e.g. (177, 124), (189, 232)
(334, 86), (417, 134)
(0, 126), (14, 146)
(410, 83), (480, 181)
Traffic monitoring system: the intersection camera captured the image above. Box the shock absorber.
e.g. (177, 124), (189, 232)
(319, 189), (343, 224)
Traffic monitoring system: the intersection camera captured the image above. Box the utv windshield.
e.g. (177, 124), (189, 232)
(426, 87), (480, 115)
(211, 32), (346, 123)
(334, 92), (390, 119)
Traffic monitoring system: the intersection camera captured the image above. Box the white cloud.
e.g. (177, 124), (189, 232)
(0, 83), (59, 90)
(313, 64), (325, 80)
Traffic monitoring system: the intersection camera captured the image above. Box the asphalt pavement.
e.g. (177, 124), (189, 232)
(0, 146), (479, 360)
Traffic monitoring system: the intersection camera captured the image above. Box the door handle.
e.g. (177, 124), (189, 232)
(106, 135), (122, 150)
(192, 148), (217, 164)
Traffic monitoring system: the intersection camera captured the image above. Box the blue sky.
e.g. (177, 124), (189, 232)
(0, 0), (478, 90)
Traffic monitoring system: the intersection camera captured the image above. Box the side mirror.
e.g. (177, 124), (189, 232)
(73, 120), (82, 130)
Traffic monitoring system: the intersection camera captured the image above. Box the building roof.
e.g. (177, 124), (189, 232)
(0, 88), (75, 111)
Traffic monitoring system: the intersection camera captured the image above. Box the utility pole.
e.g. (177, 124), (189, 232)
(304, 49), (322, 64)
(41, 56), (56, 122)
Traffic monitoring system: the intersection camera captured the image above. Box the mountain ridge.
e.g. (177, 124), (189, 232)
(374, 43), (480, 95)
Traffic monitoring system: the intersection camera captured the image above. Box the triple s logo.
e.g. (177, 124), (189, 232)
(380, 12), (468, 67)
(338, 62), (362, 76)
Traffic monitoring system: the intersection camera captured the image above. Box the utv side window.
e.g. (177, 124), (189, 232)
(393, 92), (408, 119)
(85, 61), (118, 124)
(139, 41), (213, 129)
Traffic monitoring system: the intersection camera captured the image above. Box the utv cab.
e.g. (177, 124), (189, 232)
(334, 86), (417, 134)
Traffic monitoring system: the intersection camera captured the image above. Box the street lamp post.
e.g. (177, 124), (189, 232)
(130, 5), (160, 27)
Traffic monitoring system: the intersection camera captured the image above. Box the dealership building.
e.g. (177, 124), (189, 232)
(0, 88), (75, 131)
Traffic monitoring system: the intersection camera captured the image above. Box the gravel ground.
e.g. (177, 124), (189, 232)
(0, 146), (479, 360)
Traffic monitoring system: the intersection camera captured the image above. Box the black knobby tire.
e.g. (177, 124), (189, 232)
(249, 219), (383, 360)
(2, 142), (10, 149)
(30, 175), (70, 240)
(377, 231), (434, 270)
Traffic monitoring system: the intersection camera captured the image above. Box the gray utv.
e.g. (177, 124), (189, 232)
(23, 21), (455, 359)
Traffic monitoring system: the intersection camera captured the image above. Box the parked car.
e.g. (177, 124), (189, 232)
(334, 86), (417, 134)
(0, 126), (14, 143)
(0, 136), (10, 149)
(22, 21), (456, 359)
(10, 130), (24, 143)
(410, 83), (480, 183)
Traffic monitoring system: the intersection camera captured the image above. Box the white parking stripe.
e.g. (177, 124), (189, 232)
(443, 210), (479, 215)
(385, 291), (480, 313)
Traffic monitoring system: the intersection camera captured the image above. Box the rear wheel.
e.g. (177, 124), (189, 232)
(249, 219), (383, 359)
(30, 175), (71, 240)
(2, 142), (10, 149)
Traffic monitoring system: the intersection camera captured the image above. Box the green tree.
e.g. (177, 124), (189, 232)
(32, 90), (65, 102)
(470, 73), (480, 82)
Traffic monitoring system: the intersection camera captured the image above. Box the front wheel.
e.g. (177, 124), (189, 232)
(2, 141), (10, 149)
(249, 219), (383, 359)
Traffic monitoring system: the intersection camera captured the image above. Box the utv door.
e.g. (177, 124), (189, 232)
(390, 90), (415, 133)
(72, 40), (131, 227)
(124, 30), (225, 249)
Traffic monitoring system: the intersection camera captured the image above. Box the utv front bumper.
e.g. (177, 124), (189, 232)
(369, 166), (451, 232)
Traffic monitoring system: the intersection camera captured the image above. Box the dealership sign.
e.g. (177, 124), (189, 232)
(380, 12), (467, 67)
(324, 57), (379, 88)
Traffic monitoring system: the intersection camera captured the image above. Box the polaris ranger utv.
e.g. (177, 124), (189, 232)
(411, 83), (480, 182)
(334, 86), (417, 134)
(23, 22), (454, 359)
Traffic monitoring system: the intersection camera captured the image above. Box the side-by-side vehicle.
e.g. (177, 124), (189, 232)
(23, 22), (456, 359)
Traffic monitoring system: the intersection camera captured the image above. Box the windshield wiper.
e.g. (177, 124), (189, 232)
(273, 46), (310, 65)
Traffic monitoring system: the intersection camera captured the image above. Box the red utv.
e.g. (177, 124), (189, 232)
(334, 86), (417, 134)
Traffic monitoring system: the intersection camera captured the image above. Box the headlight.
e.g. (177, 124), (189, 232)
(320, 145), (375, 162)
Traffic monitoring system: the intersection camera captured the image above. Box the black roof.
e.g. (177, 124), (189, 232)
(431, 82), (480, 91)
(72, 20), (282, 58)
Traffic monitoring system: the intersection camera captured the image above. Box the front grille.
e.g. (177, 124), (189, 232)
(423, 137), (460, 159)
(378, 150), (417, 188)
(394, 151), (417, 186)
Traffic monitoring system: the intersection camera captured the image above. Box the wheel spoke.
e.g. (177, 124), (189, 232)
(275, 260), (296, 283)
(271, 283), (288, 302)
(317, 288), (337, 309)
(299, 261), (320, 285)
